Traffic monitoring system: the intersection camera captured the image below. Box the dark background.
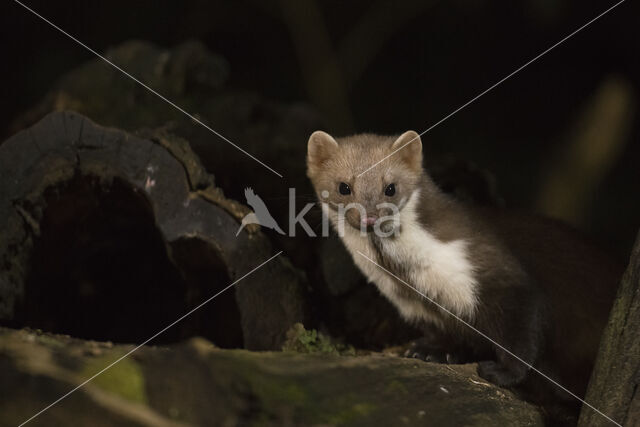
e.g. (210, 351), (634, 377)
(1, 0), (639, 258)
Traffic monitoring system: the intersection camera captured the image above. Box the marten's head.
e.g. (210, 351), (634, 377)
(306, 131), (423, 233)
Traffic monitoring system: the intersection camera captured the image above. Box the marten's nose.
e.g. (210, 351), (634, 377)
(361, 215), (378, 226)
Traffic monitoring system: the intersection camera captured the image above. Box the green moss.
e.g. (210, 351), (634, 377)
(213, 352), (308, 416)
(282, 323), (355, 355)
(385, 379), (409, 395)
(81, 353), (147, 404)
(252, 379), (307, 407)
(243, 369), (376, 426)
(325, 402), (376, 424)
(231, 364), (308, 425)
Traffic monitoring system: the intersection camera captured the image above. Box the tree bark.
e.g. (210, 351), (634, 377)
(579, 231), (640, 426)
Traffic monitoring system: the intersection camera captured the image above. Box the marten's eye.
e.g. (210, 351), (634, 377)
(338, 182), (351, 195)
(385, 183), (396, 196)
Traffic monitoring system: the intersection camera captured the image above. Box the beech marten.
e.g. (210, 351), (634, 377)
(306, 130), (622, 422)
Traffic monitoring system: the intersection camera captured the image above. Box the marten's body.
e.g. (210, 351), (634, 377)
(306, 130), (621, 420)
(482, 209), (620, 402)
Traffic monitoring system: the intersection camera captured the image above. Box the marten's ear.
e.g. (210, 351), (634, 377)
(391, 131), (422, 171)
(307, 131), (339, 172)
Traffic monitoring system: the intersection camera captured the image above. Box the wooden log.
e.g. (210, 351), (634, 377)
(0, 111), (309, 350)
(0, 327), (545, 426)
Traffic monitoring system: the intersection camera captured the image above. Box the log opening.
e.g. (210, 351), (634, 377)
(6, 174), (243, 347)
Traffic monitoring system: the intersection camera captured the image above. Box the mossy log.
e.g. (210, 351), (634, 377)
(0, 327), (544, 426)
(579, 231), (640, 426)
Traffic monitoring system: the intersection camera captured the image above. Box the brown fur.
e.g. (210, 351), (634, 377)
(307, 131), (423, 229)
(307, 131), (622, 423)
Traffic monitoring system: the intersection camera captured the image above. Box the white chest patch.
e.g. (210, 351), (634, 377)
(324, 190), (479, 326)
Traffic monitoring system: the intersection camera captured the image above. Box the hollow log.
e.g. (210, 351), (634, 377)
(0, 111), (309, 350)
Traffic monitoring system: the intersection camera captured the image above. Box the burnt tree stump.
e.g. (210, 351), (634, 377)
(0, 111), (309, 350)
(579, 231), (640, 426)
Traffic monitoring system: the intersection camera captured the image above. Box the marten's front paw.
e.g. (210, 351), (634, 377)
(403, 342), (460, 364)
(477, 361), (523, 387)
